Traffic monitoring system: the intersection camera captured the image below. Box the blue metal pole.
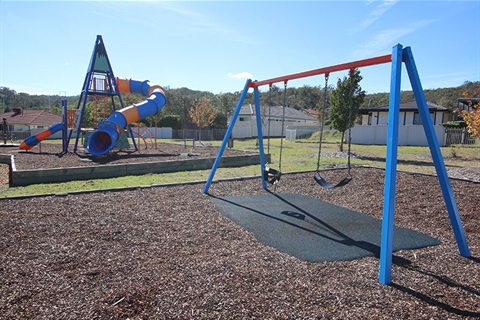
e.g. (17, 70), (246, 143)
(73, 75), (92, 153)
(403, 47), (470, 257)
(62, 99), (68, 153)
(254, 87), (267, 190)
(379, 43), (403, 285)
(202, 80), (251, 193)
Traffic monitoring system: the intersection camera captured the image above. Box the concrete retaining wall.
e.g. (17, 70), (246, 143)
(0, 154), (13, 164)
(5, 154), (268, 187)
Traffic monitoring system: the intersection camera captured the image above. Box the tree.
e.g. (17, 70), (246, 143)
(457, 90), (480, 138)
(460, 108), (480, 137)
(0, 87), (16, 112)
(329, 69), (365, 151)
(156, 114), (182, 129)
(215, 92), (238, 119)
(293, 85), (322, 110)
(189, 97), (218, 142)
(211, 113), (228, 129)
(164, 90), (195, 127)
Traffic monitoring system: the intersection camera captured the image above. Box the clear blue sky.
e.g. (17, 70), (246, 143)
(1, 1), (479, 96)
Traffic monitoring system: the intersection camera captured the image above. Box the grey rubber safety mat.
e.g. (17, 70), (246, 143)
(212, 192), (441, 262)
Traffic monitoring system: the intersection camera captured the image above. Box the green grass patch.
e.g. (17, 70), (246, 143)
(1, 138), (478, 198)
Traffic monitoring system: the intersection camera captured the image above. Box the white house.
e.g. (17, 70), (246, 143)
(0, 108), (62, 131)
(352, 101), (453, 146)
(358, 100), (451, 126)
(232, 104), (318, 139)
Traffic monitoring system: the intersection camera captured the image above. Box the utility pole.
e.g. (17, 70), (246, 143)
(0, 94), (4, 113)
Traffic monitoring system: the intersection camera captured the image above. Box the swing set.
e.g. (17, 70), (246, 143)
(263, 70), (355, 189)
(203, 44), (471, 284)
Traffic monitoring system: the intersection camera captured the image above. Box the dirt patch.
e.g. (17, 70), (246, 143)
(447, 167), (480, 182)
(0, 167), (479, 319)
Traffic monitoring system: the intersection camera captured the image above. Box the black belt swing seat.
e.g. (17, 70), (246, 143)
(314, 173), (352, 189)
(264, 166), (282, 185)
(314, 71), (354, 189)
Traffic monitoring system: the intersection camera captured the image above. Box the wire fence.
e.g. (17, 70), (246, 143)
(172, 129), (227, 141)
(7, 127), (477, 146)
(4, 131), (32, 142)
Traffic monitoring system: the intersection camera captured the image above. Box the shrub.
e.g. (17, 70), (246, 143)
(157, 115), (182, 129)
(442, 121), (467, 128)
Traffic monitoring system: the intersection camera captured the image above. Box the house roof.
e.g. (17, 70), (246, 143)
(305, 108), (320, 119)
(458, 98), (479, 109)
(239, 104), (317, 121)
(0, 109), (62, 126)
(360, 101), (448, 113)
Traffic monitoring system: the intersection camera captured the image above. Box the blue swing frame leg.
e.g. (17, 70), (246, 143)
(203, 80), (251, 194)
(403, 47), (470, 258)
(379, 45), (471, 285)
(254, 87), (268, 190)
(379, 44), (403, 285)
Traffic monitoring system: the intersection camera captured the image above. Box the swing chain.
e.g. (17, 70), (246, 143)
(346, 69), (355, 176)
(267, 84), (272, 158)
(316, 74), (329, 173)
(263, 83), (284, 187)
(278, 81), (287, 173)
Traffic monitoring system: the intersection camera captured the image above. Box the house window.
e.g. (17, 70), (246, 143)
(413, 112), (435, 125)
(413, 112), (422, 125)
(367, 113), (372, 125)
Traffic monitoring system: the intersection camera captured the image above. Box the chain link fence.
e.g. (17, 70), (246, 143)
(173, 129), (227, 141)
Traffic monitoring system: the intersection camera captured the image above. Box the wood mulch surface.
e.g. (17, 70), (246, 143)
(0, 143), (479, 319)
(1, 143), (249, 171)
(0, 164), (8, 192)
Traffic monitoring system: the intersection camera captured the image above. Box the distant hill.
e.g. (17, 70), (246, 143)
(0, 86), (79, 115)
(360, 81), (479, 110)
(2, 81), (478, 118)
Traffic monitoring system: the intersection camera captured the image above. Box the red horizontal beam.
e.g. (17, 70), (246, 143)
(248, 53), (393, 88)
